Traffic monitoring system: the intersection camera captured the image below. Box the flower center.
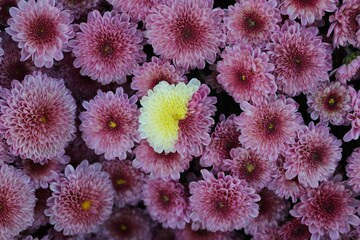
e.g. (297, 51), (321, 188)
(247, 18), (257, 28)
(120, 224), (128, 231)
(217, 202), (225, 209)
(108, 120), (117, 129)
(81, 200), (92, 211)
(116, 178), (126, 185)
(245, 163), (255, 173)
(241, 74), (246, 81)
(40, 116), (47, 124)
(162, 195), (170, 203)
(328, 98), (335, 106)
(101, 42), (115, 57)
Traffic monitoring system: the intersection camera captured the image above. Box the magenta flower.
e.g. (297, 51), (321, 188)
(145, 0), (225, 70)
(291, 179), (360, 240)
(79, 88), (140, 160)
(22, 155), (70, 189)
(5, 0), (74, 68)
(280, 0), (337, 26)
(268, 155), (305, 203)
(0, 0), (18, 26)
(307, 81), (352, 126)
(0, 164), (36, 239)
(328, 0), (360, 48)
(99, 207), (153, 240)
(133, 140), (193, 180)
(175, 224), (233, 240)
(45, 160), (115, 235)
(189, 170), (260, 232)
(245, 188), (289, 235)
(143, 179), (190, 229)
(266, 20), (332, 96)
(69, 10), (145, 85)
(346, 148), (360, 193)
(102, 159), (144, 207)
(216, 44), (276, 104)
(224, 0), (281, 46)
(131, 56), (187, 98)
(200, 114), (241, 170)
(57, 0), (100, 19)
(335, 54), (360, 83)
(236, 95), (303, 161)
(278, 218), (311, 240)
(284, 122), (342, 188)
(0, 72), (76, 163)
(223, 147), (275, 191)
(107, 0), (163, 21)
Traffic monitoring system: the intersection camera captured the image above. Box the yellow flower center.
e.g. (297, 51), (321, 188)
(81, 200), (92, 211)
(328, 98), (335, 105)
(268, 123), (274, 129)
(116, 178), (126, 185)
(246, 163), (255, 173)
(40, 116), (47, 123)
(108, 120), (117, 129)
(120, 224), (127, 231)
(162, 195), (170, 202)
(241, 74), (246, 81)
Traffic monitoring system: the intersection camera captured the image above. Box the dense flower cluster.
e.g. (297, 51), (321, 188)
(1, 0), (360, 239)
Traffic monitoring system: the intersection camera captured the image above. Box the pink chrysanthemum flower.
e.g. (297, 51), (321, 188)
(284, 122), (342, 188)
(290, 179), (360, 240)
(223, 147), (275, 191)
(236, 95), (303, 161)
(224, 0), (281, 46)
(57, 0), (100, 19)
(280, 0), (337, 26)
(0, 164), (36, 239)
(5, 0), (74, 68)
(252, 226), (282, 240)
(0, 72), (76, 163)
(216, 44), (276, 104)
(266, 20), (332, 96)
(107, 0), (163, 21)
(143, 179), (190, 229)
(307, 81), (352, 126)
(102, 159), (144, 207)
(175, 224), (233, 240)
(133, 140), (192, 180)
(245, 188), (289, 235)
(0, 0), (18, 26)
(79, 88), (140, 160)
(45, 160), (115, 235)
(268, 155), (305, 203)
(139, 79), (216, 157)
(346, 148), (360, 193)
(328, 0), (360, 48)
(189, 169), (260, 232)
(145, 0), (226, 70)
(22, 155), (70, 189)
(278, 218), (311, 240)
(99, 207), (153, 240)
(0, 138), (14, 166)
(131, 56), (187, 98)
(335, 53), (360, 83)
(69, 10), (145, 85)
(200, 114), (241, 170)
(344, 86), (360, 142)
(31, 188), (52, 230)
(0, 32), (35, 89)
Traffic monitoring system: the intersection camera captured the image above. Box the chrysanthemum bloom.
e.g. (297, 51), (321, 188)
(0, 164), (36, 239)
(5, 0), (74, 68)
(0, 32), (36, 89)
(280, 0), (337, 26)
(290, 179), (360, 240)
(307, 81), (352, 126)
(57, 0), (100, 19)
(131, 56), (187, 98)
(200, 114), (241, 170)
(30, 188), (52, 230)
(224, 0), (281, 46)
(268, 155), (305, 203)
(335, 53), (360, 83)
(107, 0), (163, 21)
(284, 122), (342, 188)
(223, 147), (275, 191)
(99, 207), (153, 240)
(145, 0), (226, 70)
(0, 72), (76, 163)
(0, 139), (14, 166)
(344, 86), (360, 142)
(346, 148), (360, 193)
(175, 224), (233, 240)
(22, 155), (70, 189)
(236, 95), (303, 161)
(139, 79), (216, 156)
(278, 218), (311, 240)
(252, 227), (282, 240)
(133, 140), (192, 180)
(45, 160), (115, 235)
(143, 179), (190, 229)
(327, 0), (360, 48)
(0, 0), (18, 26)
(216, 44), (276, 104)
(69, 10), (145, 85)
(79, 88), (140, 160)
(189, 170), (260, 232)
(266, 20), (332, 96)
(245, 188), (289, 235)
(102, 159), (144, 207)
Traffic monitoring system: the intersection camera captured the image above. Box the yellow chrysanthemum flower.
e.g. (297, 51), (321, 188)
(139, 79), (201, 153)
